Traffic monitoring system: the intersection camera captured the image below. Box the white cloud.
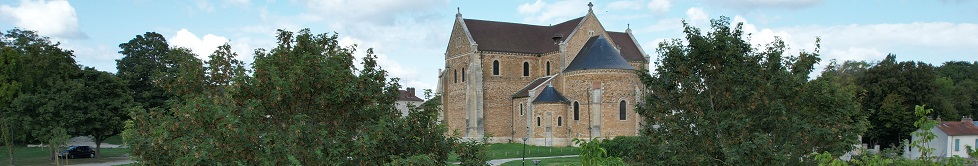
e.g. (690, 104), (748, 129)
(648, 0), (671, 14)
(169, 29), (231, 61)
(517, 0), (589, 24)
(705, 0), (823, 10)
(195, 0), (215, 12)
(0, 0), (87, 39)
(296, 0), (448, 25)
(606, 0), (645, 10)
(225, 0), (250, 7)
(685, 7), (708, 25)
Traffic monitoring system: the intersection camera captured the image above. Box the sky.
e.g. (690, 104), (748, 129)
(1, 0), (976, 92)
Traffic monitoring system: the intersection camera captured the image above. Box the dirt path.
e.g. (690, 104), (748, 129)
(486, 155), (579, 166)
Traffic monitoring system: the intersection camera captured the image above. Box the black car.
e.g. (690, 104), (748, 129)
(58, 146), (96, 159)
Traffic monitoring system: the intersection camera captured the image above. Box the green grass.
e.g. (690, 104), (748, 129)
(0, 146), (129, 165)
(104, 135), (124, 145)
(447, 143), (580, 163)
(500, 157), (580, 166)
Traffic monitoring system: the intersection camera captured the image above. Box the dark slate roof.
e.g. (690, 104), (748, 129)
(532, 85), (569, 104)
(398, 90), (424, 102)
(607, 32), (646, 62)
(463, 17), (582, 54)
(512, 77), (552, 98)
(563, 35), (636, 72)
(939, 121), (978, 136)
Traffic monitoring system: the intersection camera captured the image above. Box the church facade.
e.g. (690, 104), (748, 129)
(439, 3), (649, 146)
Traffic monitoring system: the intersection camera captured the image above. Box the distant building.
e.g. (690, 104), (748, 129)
(396, 87), (424, 117)
(905, 117), (978, 159)
(438, 2), (649, 146)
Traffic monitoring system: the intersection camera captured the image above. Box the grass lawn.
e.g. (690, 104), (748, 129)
(0, 146), (128, 165)
(104, 135), (124, 145)
(500, 157), (580, 166)
(448, 143), (580, 163)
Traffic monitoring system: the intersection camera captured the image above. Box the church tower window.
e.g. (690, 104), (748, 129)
(557, 117), (562, 126)
(523, 62), (530, 76)
(453, 69), (457, 83)
(619, 100), (627, 120)
(462, 68), (466, 82)
(519, 103), (524, 116)
(536, 117), (541, 126)
(573, 101), (580, 121)
(493, 60), (500, 75)
(546, 61), (551, 76)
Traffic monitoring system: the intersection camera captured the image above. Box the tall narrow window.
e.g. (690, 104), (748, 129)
(523, 62), (530, 76)
(557, 117), (562, 126)
(619, 100), (627, 120)
(573, 102), (580, 120)
(453, 69), (457, 83)
(536, 117), (541, 126)
(957, 139), (961, 151)
(546, 61), (551, 76)
(519, 103), (524, 116)
(462, 68), (466, 82)
(492, 60), (500, 75)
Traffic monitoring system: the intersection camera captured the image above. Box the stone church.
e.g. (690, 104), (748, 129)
(438, 3), (648, 146)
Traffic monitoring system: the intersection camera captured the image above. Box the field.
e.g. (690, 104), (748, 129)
(0, 146), (128, 165)
(501, 157), (581, 166)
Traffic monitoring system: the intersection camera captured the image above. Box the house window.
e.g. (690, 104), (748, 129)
(462, 68), (466, 82)
(493, 60), (500, 75)
(519, 103), (524, 116)
(573, 101), (580, 121)
(523, 62), (530, 76)
(546, 61), (551, 76)
(557, 117), (562, 126)
(619, 100), (627, 120)
(453, 69), (457, 83)
(536, 117), (541, 127)
(956, 139), (961, 151)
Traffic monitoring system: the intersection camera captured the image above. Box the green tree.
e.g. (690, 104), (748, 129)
(858, 54), (938, 148)
(935, 61), (978, 118)
(116, 32), (174, 111)
(123, 29), (455, 165)
(0, 30), (21, 166)
(636, 17), (866, 164)
(70, 67), (135, 159)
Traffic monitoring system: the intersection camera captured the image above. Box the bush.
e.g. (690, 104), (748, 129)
(599, 136), (648, 162)
(456, 136), (489, 166)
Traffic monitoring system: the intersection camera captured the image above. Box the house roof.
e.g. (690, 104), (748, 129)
(939, 121), (978, 136)
(607, 32), (646, 62)
(398, 90), (424, 102)
(532, 85), (569, 104)
(563, 35), (636, 72)
(463, 17), (581, 54)
(513, 76), (552, 98)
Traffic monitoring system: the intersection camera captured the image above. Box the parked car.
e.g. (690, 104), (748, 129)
(58, 146), (95, 159)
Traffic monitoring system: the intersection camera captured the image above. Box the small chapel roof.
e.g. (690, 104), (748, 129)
(563, 35), (636, 72)
(532, 85), (569, 104)
(513, 76), (552, 98)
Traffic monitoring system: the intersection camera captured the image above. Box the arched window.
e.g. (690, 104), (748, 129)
(536, 117), (541, 126)
(546, 61), (551, 76)
(522, 62), (530, 76)
(453, 69), (457, 83)
(462, 68), (466, 82)
(619, 100), (627, 120)
(573, 101), (580, 121)
(519, 103), (524, 116)
(493, 60), (500, 75)
(557, 117), (562, 126)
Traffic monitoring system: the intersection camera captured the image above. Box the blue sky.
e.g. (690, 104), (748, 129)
(1, 0), (976, 91)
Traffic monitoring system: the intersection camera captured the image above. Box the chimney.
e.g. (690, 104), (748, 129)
(406, 87), (416, 97)
(963, 116), (973, 123)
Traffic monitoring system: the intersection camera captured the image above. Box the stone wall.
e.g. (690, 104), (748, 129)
(559, 69), (642, 139)
(480, 52), (540, 140)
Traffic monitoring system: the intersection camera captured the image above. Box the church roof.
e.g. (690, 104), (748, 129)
(463, 17), (581, 54)
(532, 85), (569, 104)
(607, 32), (646, 62)
(563, 35), (636, 72)
(512, 76), (552, 98)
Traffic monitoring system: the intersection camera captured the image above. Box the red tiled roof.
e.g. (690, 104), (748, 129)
(512, 76), (552, 98)
(607, 31), (646, 62)
(463, 17), (582, 54)
(398, 90), (423, 102)
(938, 121), (978, 136)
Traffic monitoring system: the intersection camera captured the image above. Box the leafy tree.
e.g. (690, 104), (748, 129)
(116, 32), (174, 111)
(858, 54), (938, 148)
(123, 29), (455, 165)
(70, 67), (135, 159)
(935, 61), (978, 118)
(0, 30), (20, 166)
(636, 17), (866, 164)
(575, 138), (624, 165)
(2, 28), (81, 161)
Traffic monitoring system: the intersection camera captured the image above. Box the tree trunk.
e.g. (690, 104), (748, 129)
(95, 138), (102, 160)
(49, 146), (55, 161)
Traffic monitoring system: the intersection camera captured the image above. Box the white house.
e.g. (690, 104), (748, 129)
(905, 117), (978, 159)
(396, 87), (425, 117)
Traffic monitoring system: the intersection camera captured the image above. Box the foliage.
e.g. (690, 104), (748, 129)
(858, 54), (938, 147)
(456, 136), (489, 166)
(598, 136), (648, 162)
(909, 105), (938, 161)
(385, 154), (438, 166)
(116, 32), (176, 111)
(934, 61), (978, 119)
(123, 29), (455, 165)
(636, 16), (867, 165)
(71, 67), (135, 159)
(574, 138), (624, 166)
